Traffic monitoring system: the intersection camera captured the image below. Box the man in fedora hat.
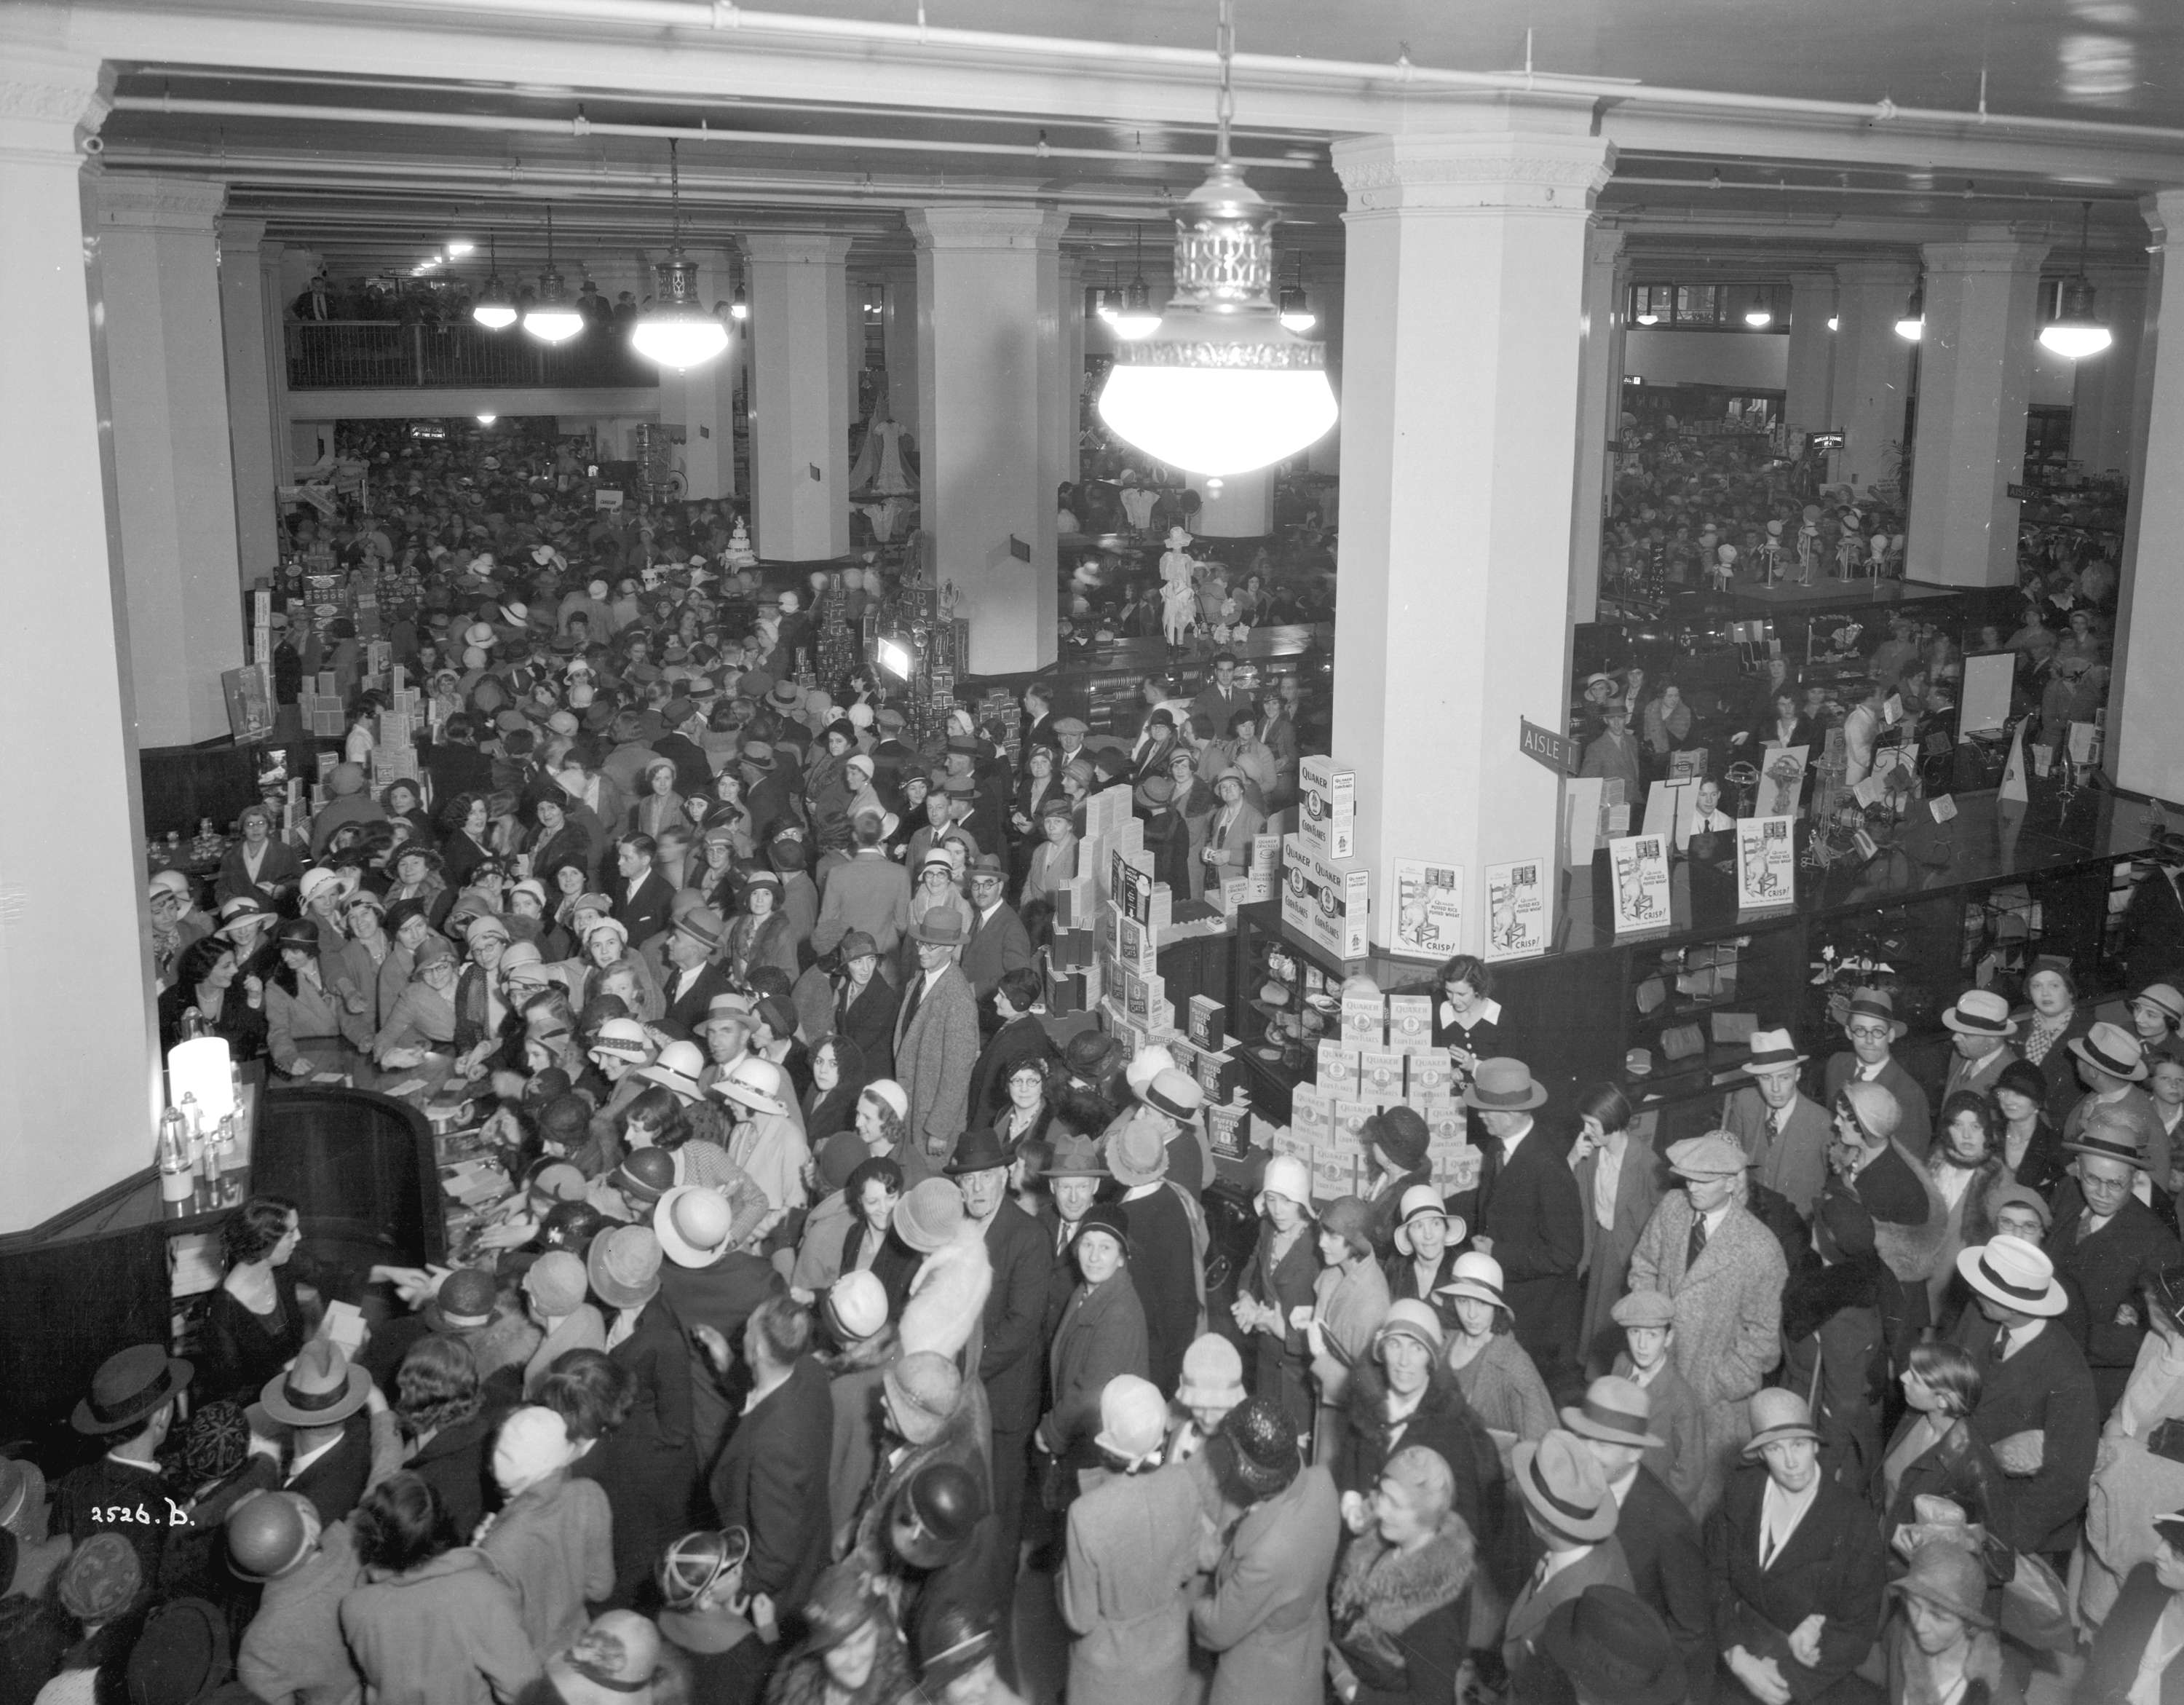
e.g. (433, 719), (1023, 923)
(1709, 1389), (1886, 1705)
(1627, 1132), (1788, 1516)
(660, 905), (735, 1033)
(1460, 1057), (1586, 1396)
(959, 855), (1034, 1008)
(259, 1340), (376, 1527)
(54, 1343), (194, 1577)
(895, 908), (981, 1185)
(1719, 1029), (1831, 1220)
(1819, 987), (1932, 1160)
(1504, 1429), (1633, 1702)
(1561, 1378), (1714, 1705)
(949, 1123), (1052, 1637)
(1939, 988), (2022, 1103)
(2044, 1107), (2182, 1416)
(1951, 1237), (2098, 1556)
(2061, 1021), (2169, 1187)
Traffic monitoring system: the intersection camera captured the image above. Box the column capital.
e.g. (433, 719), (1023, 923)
(1835, 258), (1920, 288)
(1788, 271), (1837, 294)
(98, 173), (227, 231)
(2140, 189), (2184, 248)
(1919, 235), (2049, 274)
(0, 46), (112, 166)
(1332, 128), (1614, 215)
(217, 214), (267, 251)
(1586, 226), (1626, 266)
(740, 232), (855, 266)
(906, 206), (1069, 251)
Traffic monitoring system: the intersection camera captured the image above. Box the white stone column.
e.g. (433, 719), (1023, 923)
(0, 47), (165, 1231)
(261, 242), (296, 483)
(2071, 266), (2149, 477)
(217, 215), (281, 581)
(880, 255), (922, 432)
(1832, 259), (1919, 496)
(909, 205), (1069, 675)
(98, 173), (248, 745)
(1569, 224), (1625, 622)
(1904, 232), (2048, 588)
(742, 233), (852, 561)
(2110, 192), (2184, 802)
(1332, 108), (1614, 956)
(1059, 250), (1083, 491)
(1784, 271), (1837, 432)
(657, 248), (738, 501)
(1307, 273), (1343, 482)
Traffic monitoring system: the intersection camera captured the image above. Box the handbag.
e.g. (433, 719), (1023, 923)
(1660, 1023), (1706, 1061)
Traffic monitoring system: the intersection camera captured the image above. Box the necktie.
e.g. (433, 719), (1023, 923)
(1685, 1211), (1709, 1272)
(1477, 1139), (1502, 1213)
(898, 971), (925, 1039)
(1992, 1324), (2011, 1363)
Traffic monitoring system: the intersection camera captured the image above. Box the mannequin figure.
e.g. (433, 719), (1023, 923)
(1708, 543), (1738, 594)
(1796, 510), (1821, 586)
(1759, 519), (1785, 585)
(1159, 526), (1200, 650)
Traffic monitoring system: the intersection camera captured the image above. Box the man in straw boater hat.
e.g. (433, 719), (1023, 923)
(1818, 986), (1934, 1160)
(2043, 1100), (2183, 1416)
(1626, 1131), (1789, 1517)
(1952, 1235), (2100, 1558)
(1502, 1429), (1631, 1704)
(1939, 987), (2022, 1101)
(1559, 1377), (1713, 1704)
(1710, 1389), (1886, 1705)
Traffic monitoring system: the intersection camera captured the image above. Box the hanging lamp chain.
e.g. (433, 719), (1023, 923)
(1215, 0), (1235, 165)
(670, 138), (684, 249)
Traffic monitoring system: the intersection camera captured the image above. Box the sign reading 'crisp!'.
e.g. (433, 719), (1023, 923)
(1518, 719), (1578, 776)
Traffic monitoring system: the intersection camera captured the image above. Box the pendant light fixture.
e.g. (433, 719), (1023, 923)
(2039, 202), (2113, 360)
(472, 233), (516, 330)
(1278, 258), (1315, 333)
(1096, 263), (1122, 326)
(523, 207), (585, 344)
(1111, 226), (1160, 340)
(1894, 279), (1925, 341)
(729, 280), (748, 322)
(1096, 0), (1337, 475)
(633, 141), (731, 371)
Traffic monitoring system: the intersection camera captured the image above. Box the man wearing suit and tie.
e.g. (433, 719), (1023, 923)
(958, 855), (1034, 1008)
(1706, 1390), (1886, 1705)
(1949, 1235), (2099, 1559)
(1503, 1429), (1633, 1705)
(659, 907), (736, 1033)
(1562, 1377), (1715, 1705)
(893, 909), (982, 1185)
(1718, 1030), (1832, 1222)
(1461, 1058), (1586, 1396)
(1819, 987), (1934, 1159)
(1626, 1132), (1788, 1517)
(609, 834), (676, 949)
(1939, 989), (2022, 1104)
(2043, 1113), (2183, 1417)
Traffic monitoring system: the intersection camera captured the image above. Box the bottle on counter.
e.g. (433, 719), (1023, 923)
(157, 1105), (195, 1208)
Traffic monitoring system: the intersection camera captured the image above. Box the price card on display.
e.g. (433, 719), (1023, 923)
(1607, 834), (1673, 935)
(1483, 859), (1547, 962)
(1388, 858), (1463, 960)
(1735, 816), (1797, 910)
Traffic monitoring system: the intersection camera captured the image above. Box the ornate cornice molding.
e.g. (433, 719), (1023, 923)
(1333, 133), (1614, 214)
(97, 172), (228, 231)
(0, 48), (114, 167)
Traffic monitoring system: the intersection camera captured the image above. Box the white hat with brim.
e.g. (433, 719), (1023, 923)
(1740, 1029), (1808, 1074)
(1253, 1155), (1316, 1219)
(1955, 1237), (2068, 1318)
(1392, 1184), (1465, 1257)
(1941, 989), (2019, 1037)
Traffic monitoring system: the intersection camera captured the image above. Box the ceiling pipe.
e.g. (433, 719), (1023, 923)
(108, 94), (1318, 170)
(326, 0), (2184, 157)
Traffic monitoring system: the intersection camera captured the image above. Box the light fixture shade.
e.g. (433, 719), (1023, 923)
(633, 254), (730, 369)
(1634, 312), (1659, 326)
(1278, 284), (1316, 333)
(2039, 276), (2113, 358)
(1744, 308), (1773, 327)
(1112, 277), (1160, 340)
(472, 275), (517, 331)
(524, 270), (585, 344)
(1096, 288), (1120, 325)
(1098, 160), (1336, 476)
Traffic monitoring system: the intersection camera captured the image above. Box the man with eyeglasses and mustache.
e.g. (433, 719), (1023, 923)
(1819, 986), (1933, 1160)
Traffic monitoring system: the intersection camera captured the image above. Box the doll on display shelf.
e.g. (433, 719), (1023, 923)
(1758, 518), (1785, 584)
(1795, 506), (1821, 586)
(1835, 526), (1864, 582)
(1867, 533), (1892, 579)
(1159, 525), (1201, 650)
(1707, 543), (1738, 594)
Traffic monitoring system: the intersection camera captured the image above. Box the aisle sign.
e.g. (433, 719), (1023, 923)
(1483, 859), (1548, 962)
(1519, 719), (1578, 776)
(1735, 815), (1797, 910)
(1607, 833), (1673, 934)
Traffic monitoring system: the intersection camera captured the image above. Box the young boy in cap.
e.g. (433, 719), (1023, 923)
(1607, 1290), (1706, 1517)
